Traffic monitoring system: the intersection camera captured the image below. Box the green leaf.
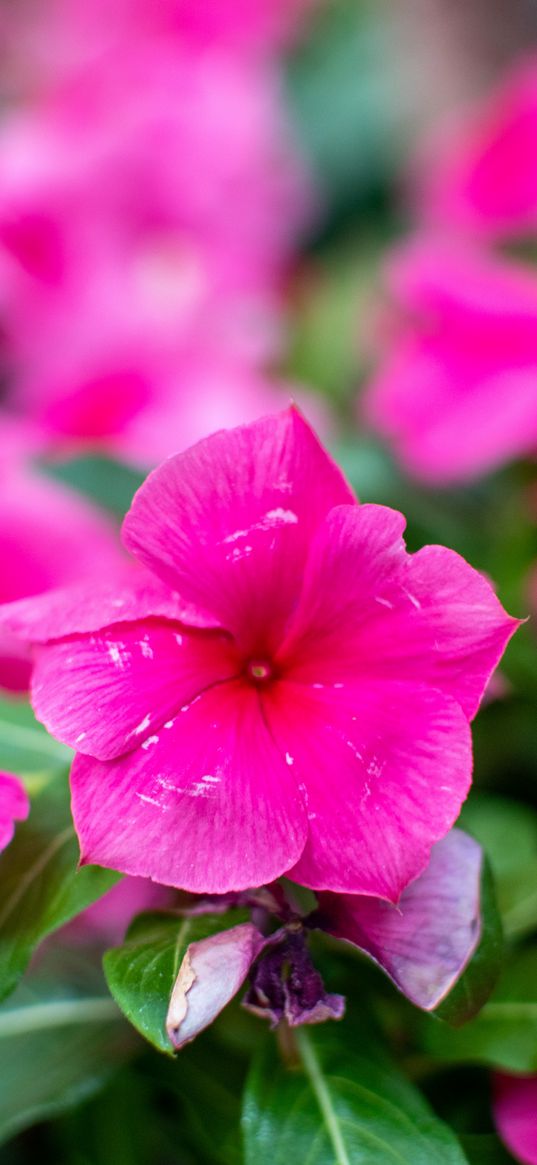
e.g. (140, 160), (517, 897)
(459, 793), (537, 939)
(0, 697), (71, 785)
(435, 859), (503, 1026)
(0, 977), (132, 1146)
(421, 947), (537, 1071)
(161, 1034), (246, 1165)
(104, 909), (248, 1054)
(242, 1018), (469, 1164)
(0, 784), (121, 1002)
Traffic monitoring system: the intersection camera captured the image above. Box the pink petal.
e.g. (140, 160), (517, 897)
(493, 1073), (537, 1165)
(318, 829), (482, 1010)
(278, 505), (519, 719)
(0, 568), (214, 646)
(416, 58), (537, 239)
(70, 681), (307, 893)
(0, 771), (30, 851)
(362, 240), (537, 483)
(166, 922), (265, 1050)
(31, 622), (239, 760)
(122, 407), (355, 653)
(265, 678), (472, 900)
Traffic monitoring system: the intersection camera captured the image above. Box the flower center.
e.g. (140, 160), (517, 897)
(246, 659), (273, 685)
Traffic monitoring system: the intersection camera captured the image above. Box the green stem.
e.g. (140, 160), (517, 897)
(296, 1029), (351, 1165)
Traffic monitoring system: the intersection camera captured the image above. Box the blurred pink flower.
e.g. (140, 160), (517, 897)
(0, 771), (29, 851)
(68, 875), (174, 948)
(0, 0), (314, 99)
(414, 57), (537, 240)
(362, 237), (537, 483)
(0, 444), (123, 691)
(0, 410), (517, 897)
(0, 42), (311, 462)
(493, 1073), (537, 1165)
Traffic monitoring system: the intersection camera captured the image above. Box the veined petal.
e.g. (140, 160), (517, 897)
(318, 829), (482, 1010)
(31, 621), (239, 760)
(122, 407), (355, 653)
(278, 505), (519, 719)
(70, 681), (307, 893)
(265, 678), (472, 900)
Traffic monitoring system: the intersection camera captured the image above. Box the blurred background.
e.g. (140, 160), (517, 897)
(1, 0), (537, 1161)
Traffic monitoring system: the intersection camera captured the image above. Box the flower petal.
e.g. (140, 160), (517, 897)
(31, 622), (239, 760)
(318, 829), (482, 1010)
(70, 681), (307, 893)
(265, 678), (472, 900)
(278, 505), (519, 719)
(0, 771), (30, 851)
(167, 922), (265, 1050)
(493, 1072), (537, 1165)
(0, 568), (214, 647)
(122, 407), (355, 652)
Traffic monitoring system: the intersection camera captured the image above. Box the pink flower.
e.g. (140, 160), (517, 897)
(362, 237), (537, 483)
(0, 771), (29, 851)
(0, 409), (518, 896)
(414, 57), (537, 240)
(0, 44), (311, 461)
(493, 1073), (537, 1165)
(0, 452), (123, 691)
(68, 876), (174, 947)
(0, 0), (314, 99)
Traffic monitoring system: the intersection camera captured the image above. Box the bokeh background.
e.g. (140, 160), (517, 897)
(1, 1), (537, 1162)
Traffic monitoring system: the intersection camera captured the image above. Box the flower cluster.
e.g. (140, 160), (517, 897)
(362, 58), (537, 484)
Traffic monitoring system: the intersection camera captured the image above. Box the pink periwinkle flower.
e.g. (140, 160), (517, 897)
(0, 771), (29, 852)
(414, 56), (537, 240)
(362, 237), (537, 484)
(493, 1073), (537, 1165)
(0, 410), (518, 896)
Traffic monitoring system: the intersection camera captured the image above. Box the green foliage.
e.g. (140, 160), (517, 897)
(104, 910), (248, 1054)
(421, 947), (537, 1072)
(460, 793), (537, 938)
(41, 455), (144, 519)
(0, 975), (132, 1147)
(0, 783), (120, 1003)
(459, 1135), (516, 1165)
(0, 698), (71, 786)
(243, 1018), (470, 1165)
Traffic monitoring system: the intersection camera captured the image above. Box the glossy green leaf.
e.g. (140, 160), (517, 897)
(0, 977), (132, 1146)
(104, 909), (248, 1055)
(434, 859), (503, 1026)
(0, 784), (121, 1002)
(421, 947), (537, 1071)
(242, 1017), (469, 1165)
